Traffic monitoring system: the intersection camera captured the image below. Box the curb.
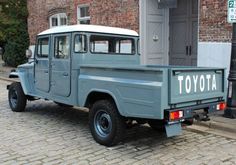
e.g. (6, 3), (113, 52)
(0, 76), (18, 82)
(194, 120), (236, 133)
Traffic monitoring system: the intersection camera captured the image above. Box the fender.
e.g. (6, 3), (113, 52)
(82, 89), (125, 116)
(8, 63), (35, 96)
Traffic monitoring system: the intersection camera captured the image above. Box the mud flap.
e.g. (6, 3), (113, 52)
(165, 123), (182, 137)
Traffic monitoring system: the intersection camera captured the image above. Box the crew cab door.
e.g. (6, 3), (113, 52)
(50, 33), (71, 97)
(35, 36), (50, 92)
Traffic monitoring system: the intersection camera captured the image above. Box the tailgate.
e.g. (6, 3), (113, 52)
(169, 68), (226, 104)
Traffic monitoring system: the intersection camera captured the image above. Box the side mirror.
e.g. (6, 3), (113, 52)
(26, 49), (32, 58)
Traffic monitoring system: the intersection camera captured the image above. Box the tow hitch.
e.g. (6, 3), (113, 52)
(193, 111), (210, 122)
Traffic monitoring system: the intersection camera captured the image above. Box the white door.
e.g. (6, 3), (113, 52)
(140, 0), (169, 65)
(169, 0), (198, 66)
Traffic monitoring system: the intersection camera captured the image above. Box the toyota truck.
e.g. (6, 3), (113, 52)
(7, 25), (227, 146)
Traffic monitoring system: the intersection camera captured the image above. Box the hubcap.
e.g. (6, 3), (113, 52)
(94, 110), (112, 138)
(10, 89), (18, 108)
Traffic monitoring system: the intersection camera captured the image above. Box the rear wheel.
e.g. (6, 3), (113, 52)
(8, 82), (27, 112)
(89, 100), (125, 146)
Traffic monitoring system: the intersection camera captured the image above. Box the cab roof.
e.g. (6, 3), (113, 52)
(38, 25), (139, 37)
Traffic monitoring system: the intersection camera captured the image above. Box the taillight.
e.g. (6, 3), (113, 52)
(217, 102), (226, 111)
(170, 110), (183, 120)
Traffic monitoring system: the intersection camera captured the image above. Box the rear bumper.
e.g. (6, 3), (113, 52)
(164, 101), (226, 125)
(164, 101), (225, 137)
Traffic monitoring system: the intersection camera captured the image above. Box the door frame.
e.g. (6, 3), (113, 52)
(139, 0), (200, 66)
(168, 0), (200, 66)
(50, 33), (72, 97)
(139, 0), (169, 65)
(34, 35), (51, 93)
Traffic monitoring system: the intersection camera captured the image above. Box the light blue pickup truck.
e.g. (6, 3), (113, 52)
(7, 25), (227, 146)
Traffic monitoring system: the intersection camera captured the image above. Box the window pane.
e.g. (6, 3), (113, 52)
(52, 17), (58, 26)
(37, 38), (49, 58)
(80, 19), (90, 24)
(74, 35), (87, 53)
(80, 6), (89, 17)
(91, 41), (109, 53)
(60, 17), (67, 25)
(90, 35), (135, 55)
(54, 36), (70, 59)
(50, 13), (67, 28)
(120, 40), (133, 54)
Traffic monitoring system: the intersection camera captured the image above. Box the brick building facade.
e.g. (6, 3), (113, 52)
(27, 0), (232, 44)
(27, 0), (139, 45)
(27, 0), (232, 70)
(199, 0), (232, 42)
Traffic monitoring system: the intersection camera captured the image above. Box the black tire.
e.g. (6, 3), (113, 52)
(8, 82), (27, 112)
(89, 100), (125, 146)
(148, 120), (165, 132)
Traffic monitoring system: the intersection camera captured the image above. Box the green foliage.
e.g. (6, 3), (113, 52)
(0, 0), (29, 67)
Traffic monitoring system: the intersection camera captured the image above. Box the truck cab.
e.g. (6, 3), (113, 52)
(7, 25), (227, 146)
(24, 25), (139, 105)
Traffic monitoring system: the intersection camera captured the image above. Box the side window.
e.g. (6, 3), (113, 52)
(37, 37), (49, 58)
(90, 35), (135, 55)
(74, 35), (87, 53)
(54, 35), (70, 59)
(90, 36), (109, 53)
(116, 39), (133, 54)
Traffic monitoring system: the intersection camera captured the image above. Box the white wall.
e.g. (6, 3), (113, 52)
(198, 42), (231, 78)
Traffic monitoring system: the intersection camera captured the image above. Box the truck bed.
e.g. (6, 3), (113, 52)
(78, 64), (226, 120)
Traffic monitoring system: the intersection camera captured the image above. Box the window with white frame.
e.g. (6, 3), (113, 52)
(77, 5), (90, 24)
(49, 13), (67, 28)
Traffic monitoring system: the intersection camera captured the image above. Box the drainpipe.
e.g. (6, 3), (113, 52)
(224, 23), (236, 118)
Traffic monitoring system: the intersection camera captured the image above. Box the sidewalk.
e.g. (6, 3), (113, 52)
(0, 58), (16, 81)
(188, 111), (236, 139)
(0, 59), (235, 136)
(198, 111), (236, 131)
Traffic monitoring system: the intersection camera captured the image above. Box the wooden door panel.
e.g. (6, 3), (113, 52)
(145, 0), (168, 65)
(169, 0), (198, 66)
(170, 0), (188, 17)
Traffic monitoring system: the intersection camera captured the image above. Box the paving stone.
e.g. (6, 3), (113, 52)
(0, 80), (236, 164)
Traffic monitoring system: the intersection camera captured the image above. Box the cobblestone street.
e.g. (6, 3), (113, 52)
(0, 80), (236, 165)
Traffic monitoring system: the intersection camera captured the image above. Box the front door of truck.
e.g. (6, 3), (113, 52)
(35, 36), (50, 92)
(50, 34), (71, 97)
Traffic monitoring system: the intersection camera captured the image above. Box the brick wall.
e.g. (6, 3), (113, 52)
(199, 0), (232, 42)
(27, 0), (138, 45)
(90, 0), (139, 32)
(28, 0), (231, 45)
(27, 0), (76, 44)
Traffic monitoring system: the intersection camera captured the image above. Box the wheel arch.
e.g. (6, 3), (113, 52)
(84, 90), (123, 116)
(9, 71), (31, 95)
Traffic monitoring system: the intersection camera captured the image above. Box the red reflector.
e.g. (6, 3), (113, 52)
(217, 102), (226, 111)
(170, 110), (183, 120)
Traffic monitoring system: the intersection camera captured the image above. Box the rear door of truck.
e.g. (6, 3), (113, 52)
(169, 68), (226, 105)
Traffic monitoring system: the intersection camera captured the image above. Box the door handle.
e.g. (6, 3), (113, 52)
(186, 46), (189, 55)
(44, 70), (48, 74)
(63, 73), (69, 77)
